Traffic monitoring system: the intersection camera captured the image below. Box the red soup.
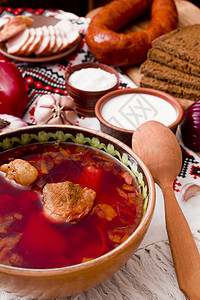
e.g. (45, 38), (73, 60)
(0, 142), (143, 269)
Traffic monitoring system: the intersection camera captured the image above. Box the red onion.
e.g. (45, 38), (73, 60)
(180, 101), (200, 152)
(0, 54), (28, 117)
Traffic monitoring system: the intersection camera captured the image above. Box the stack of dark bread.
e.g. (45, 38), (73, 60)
(140, 24), (200, 101)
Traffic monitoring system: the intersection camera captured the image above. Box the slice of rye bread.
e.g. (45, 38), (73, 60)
(140, 60), (200, 91)
(148, 48), (200, 77)
(152, 24), (200, 67)
(140, 75), (200, 101)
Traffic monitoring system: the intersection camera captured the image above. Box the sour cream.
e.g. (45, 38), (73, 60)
(101, 93), (177, 130)
(68, 68), (117, 91)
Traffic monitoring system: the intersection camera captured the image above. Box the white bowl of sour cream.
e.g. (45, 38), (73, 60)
(95, 88), (183, 146)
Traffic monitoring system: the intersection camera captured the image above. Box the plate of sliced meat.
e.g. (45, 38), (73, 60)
(0, 15), (81, 63)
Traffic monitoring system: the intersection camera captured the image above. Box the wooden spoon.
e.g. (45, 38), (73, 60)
(132, 120), (200, 300)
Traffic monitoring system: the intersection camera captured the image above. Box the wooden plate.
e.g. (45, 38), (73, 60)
(0, 15), (81, 63)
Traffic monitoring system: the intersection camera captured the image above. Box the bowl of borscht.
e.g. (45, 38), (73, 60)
(0, 124), (155, 299)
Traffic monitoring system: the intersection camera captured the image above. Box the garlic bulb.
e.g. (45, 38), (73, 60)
(34, 94), (78, 125)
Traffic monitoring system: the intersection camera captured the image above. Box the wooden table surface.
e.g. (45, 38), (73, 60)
(86, 0), (200, 110)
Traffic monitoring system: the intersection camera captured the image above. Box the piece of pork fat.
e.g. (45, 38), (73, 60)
(42, 181), (96, 223)
(6, 28), (30, 54)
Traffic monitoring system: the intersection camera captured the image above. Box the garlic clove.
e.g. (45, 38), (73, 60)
(181, 183), (200, 202)
(35, 106), (53, 125)
(37, 94), (55, 107)
(60, 95), (76, 110)
(52, 93), (61, 105)
(62, 110), (78, 125)
(47, 116), (63, 125)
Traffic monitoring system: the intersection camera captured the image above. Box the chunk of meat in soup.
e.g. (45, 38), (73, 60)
(43, 181), (96, 223)
(0, 159), (38, 187)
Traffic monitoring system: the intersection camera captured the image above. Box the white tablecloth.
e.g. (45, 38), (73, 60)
(0, 7), (199, 300)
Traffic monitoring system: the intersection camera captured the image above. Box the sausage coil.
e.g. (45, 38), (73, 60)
(85, 0), (178, 66)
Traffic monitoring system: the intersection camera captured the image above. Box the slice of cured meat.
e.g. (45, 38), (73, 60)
(52, 27), (63, 54)
(0, 16), (33, 42)
(67, 30), (80, 46)
(44, 26), (56, 55)
(57, 30), (70, 52)
(55, 20), (73, 33)
(24, 27), (43, 56)
(18, 28), (36, 55)
(4, 17), (80, 57)
(34, 26), (50, 56)
(54, 20), (80, 52)
(6, 28), (30, 54)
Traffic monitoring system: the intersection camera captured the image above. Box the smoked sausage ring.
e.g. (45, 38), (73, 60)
(85, 0), (178, 66)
